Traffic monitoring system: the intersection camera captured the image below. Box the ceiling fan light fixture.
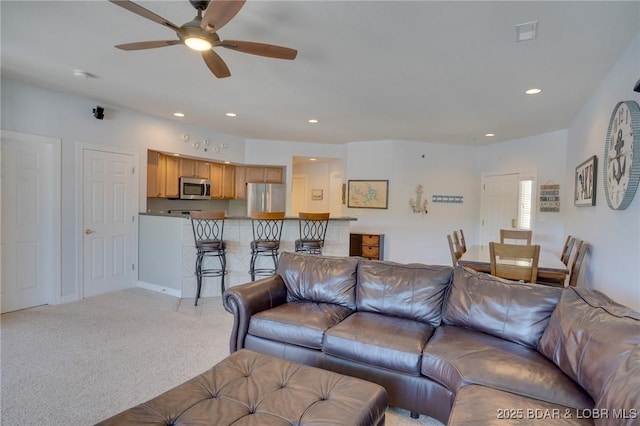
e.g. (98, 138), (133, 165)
(185, 36), (212, 51)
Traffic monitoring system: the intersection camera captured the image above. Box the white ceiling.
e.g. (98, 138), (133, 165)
(2, 1), (639, 145)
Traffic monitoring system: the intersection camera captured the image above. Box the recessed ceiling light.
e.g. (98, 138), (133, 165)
(173, 112), (185, 117)
(308, 119), (319, 124)
(225, 112), (237, 117)
(310, 158), (317, 161)
(525, 88), (543, 95)
(485, 133), (495, 137)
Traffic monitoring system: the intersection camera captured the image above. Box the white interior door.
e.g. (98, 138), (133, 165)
(1, 130), (61, 313)
(480, 173), (519, 245)
(291, 174), (307, 215)
(83, 149), (136, 298)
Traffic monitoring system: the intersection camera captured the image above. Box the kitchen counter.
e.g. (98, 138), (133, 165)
(138, 213), (355, 299)
(140, 212), (357, 221)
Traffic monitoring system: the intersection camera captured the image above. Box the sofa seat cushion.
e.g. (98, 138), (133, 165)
(595, 343), (640, 426)
(323, 311), (435, 375)
(448, 385), (594, 425)
(538, 287), (640, 404)
(422, 325), (594, 410)
(249, 301), (353, 350)
(444, 266), (563, 349)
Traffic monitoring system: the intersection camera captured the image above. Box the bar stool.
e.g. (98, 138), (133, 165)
(249, 211), (285, 281)
(295, 212), (330, 254)
(189, 211), (226, 306)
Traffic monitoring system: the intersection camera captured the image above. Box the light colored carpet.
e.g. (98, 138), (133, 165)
(1, 288), (444, 425)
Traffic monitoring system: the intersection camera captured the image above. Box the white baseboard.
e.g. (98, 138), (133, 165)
(136, 281), (182, 298)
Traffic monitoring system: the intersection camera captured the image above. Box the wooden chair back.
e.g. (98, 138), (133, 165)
(568, 241), (590, 287)
(489, 241), (540, 283)
(447, 234), (462, 267)
(560, 235), (576, 266)
(500, 229), (532, 245)
(453, 229), (467, 253)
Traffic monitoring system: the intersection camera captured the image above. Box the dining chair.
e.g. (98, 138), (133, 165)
(295, 212), (330, 254)
(189, 211), (227, 306)
(249, 211), (285, 281)
(489, 241), (540, 283)
(453, 230), (467, 254)
(447, 234), (463, 267)
(560, 235), (576, 266)
(499, 229), (532, 245)
(568, 241), (590, 287)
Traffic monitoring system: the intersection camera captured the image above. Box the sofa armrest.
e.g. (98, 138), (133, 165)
(222, 275), (288, 353)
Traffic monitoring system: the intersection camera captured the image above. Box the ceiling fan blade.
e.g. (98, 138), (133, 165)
(202, 50), (231, 78)
(221, 40), (297, 60)
(115, 40), (181, 51)
(109, 0), (179, 31)
(201, 0), (246, 31)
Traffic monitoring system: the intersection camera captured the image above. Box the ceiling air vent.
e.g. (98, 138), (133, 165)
(516, 21), (538, 42)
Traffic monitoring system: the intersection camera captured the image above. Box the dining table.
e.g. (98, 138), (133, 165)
(458, 244), (569, 283)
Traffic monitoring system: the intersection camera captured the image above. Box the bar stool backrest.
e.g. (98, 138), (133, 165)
(299, 212), (330, 242)
(251, 211), (285, 247)
(190, 211), (225, 248)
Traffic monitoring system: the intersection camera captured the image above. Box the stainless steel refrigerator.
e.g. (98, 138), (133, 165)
(246, 183), (286, 216)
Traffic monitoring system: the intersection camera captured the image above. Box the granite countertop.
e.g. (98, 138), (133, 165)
(140, 212), (357, 221)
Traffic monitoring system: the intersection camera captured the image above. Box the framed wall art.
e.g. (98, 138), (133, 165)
(574, 155), (597, 207)
(347, 180), (389, 209)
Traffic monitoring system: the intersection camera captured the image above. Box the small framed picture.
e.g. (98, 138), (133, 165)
(311, 189), (323, 200)
(574, 155), (597, 207)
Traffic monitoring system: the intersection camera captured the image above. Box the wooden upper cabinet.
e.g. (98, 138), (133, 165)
(210, 163), (235, 199)
(264, 167), (284, 183)
(165, 156), (180, 198)
(179, 158), (210, 178)
(245, 166), (284, 184)
(147, 151), (166, 198)
(235, 166), (247, 199)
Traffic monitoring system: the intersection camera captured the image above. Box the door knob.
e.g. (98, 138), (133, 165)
(85, 229), (94, 235)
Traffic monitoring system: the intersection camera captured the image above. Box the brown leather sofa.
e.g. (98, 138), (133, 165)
(223, 252), (640, 425)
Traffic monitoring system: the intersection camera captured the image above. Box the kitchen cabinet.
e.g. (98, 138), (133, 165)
(179, 158), (210, 179)
(147, 151), (166, 198)
(165, 156), (180, 198)
(245, 166), (284, 184)
(235, 166), (247, 199)
(210, 163), (235, 199)
(349, 233), (384, 260)
(236, 166), (284, 199)
(146, 150), (179, 198)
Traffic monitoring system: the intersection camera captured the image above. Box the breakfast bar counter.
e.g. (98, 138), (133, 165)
(138, 213), (356, 299)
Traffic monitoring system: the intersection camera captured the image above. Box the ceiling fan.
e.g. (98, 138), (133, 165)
(109, 0), (297, 78)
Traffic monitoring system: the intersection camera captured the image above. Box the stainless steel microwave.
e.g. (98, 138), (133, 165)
(179, 177), (211, 200)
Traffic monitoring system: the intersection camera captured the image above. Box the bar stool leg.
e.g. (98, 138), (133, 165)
(195, 251), (203, 306)
(250, 251), (257, 281)
(220, 252), (227, 293)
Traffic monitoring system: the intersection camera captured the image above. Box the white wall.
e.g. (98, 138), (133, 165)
(1, 79), (245, 299)
(564, 33), (640, 309)
(3, 31), (639, 310)
(477, 130), (568, 250)
(345, 140), (480, 264)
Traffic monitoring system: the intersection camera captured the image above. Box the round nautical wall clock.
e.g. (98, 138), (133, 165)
(603, 100), (640, 210)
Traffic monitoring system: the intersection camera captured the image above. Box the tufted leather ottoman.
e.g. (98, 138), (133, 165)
(96, 349), (388, 425)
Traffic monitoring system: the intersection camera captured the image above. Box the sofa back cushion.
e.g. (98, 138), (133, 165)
(538, 287), (640, 403)
(277, 252), (359, 310)
(356, 260), (452, 326)
(443, 266), (563, 349)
